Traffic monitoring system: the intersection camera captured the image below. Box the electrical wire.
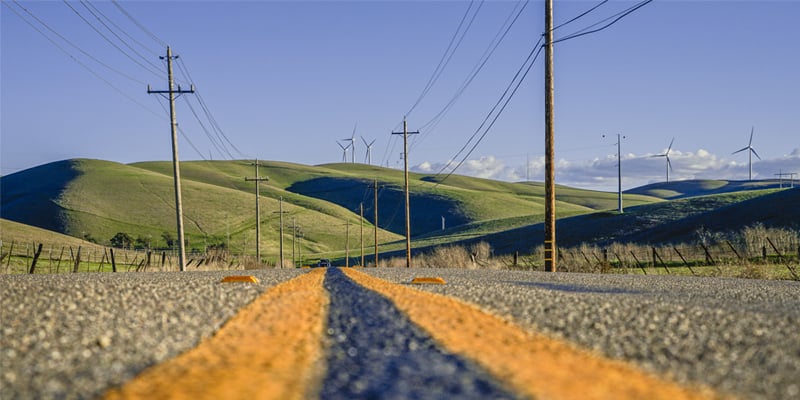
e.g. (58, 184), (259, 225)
(80, 0), (160, 57)
(554, 0), (653, 44)
(176, 58), (248, 159)
(78, 0), (163, 70)
(434, 40), (544, 186)
(4, 1), (164, 119)
(111, 0), (167, 49)
(405, 0), (483, 118)
(552, 0), (608, 32)
(62, 0), (163, 78)
(414, 0), (530, 143)
(7, 0), (147, 85)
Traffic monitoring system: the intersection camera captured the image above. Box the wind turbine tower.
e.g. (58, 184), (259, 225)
(652, 138), (674, 182)
(732, 127), (761, 181)
(342, 124), (357, 163)
(362, 136), (376, 165)
(337, 141), (350, 163)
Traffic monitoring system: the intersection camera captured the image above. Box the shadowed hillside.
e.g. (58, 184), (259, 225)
(413, 188), (799, 257)
(6, 158), (791, 262)
(626, 179), (787, 199)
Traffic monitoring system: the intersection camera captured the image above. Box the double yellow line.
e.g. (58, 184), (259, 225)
(103, 268), (723, 399)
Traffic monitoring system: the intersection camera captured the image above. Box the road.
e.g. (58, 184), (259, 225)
(1, 268), (798, 399)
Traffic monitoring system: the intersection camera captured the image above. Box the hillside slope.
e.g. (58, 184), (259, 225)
(425, 188), (799, 256)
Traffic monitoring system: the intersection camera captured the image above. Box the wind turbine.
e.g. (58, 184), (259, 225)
(341, 124), (357, 163)
(336, 141), (350, 163)
(362, 136), (376, 165)
(652, 138), (674, 182)
(732, 126), (761, 181)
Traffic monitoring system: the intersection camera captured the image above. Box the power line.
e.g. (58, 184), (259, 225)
(554, 0), (653, 44)
(4, 1), (163, 119)
(552, 0), (608, 32)
(6, 0), (147, 85)
(435, 42), (544, 186)
(414, 0), (530, 142)
(111, 0), (167, 48)
(79, 0), (160, 57)
(181, 96), (234, 160)
(61, 0), (163, 77)
(176, 58), (248, 159)
(405, 0), (484, 118)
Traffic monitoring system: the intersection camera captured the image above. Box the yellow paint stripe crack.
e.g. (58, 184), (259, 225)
(342, 268), (723, 400)
(103, 269), (328, 400)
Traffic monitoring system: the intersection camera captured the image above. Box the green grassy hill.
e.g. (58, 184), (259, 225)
(4, 158), (794, 264)
(423, 188), (799, 256)
(625, 179), (786, 199)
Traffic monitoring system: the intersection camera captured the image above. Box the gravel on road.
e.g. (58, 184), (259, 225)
(361, 268), (800, 400)
(0, 270), (305, 400)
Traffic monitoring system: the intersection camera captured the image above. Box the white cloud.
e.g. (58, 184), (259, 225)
(412, 148), (800, 191)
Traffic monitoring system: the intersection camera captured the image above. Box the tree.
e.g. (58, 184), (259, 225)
(110, 232), (133, 249)
(161, 231), (176, 248)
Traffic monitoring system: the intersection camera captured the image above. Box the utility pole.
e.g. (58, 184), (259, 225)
(345, 220), (350, 268)
(392, 118), (420, 268)
(604, 133), (625, 213)
(245, 159), (269, 264)
(543, 0), (556, 273)
(148, 46), (194, 272)
(370, 178), (381, 267)
(360, 203), (364, 268)
(291, 217), (296, 268)
(273, 197), (288, 268)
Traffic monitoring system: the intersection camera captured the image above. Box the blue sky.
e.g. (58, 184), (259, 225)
(2, 0), (798, 191)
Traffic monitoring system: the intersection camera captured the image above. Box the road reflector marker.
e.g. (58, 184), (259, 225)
(221, 275), (260, 283)
(410, 276), (446, 285)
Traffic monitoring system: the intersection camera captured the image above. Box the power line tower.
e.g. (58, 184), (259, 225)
(392, 118), (420, 268)
(147, 46), (194, 272)
(244, 159), (269, 264)
(543, 0), (556, 272)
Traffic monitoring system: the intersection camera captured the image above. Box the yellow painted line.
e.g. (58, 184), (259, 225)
(342, 268), (722, 400)
(103, 269), (328, 400)
(220, 275), (259, 283)
(410, 276), (446, 285)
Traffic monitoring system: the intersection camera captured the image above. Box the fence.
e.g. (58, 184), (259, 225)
(534, 238), (800, 280)
(0, 240), (259, 274)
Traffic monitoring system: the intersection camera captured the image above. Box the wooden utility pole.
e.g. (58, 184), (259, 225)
(371, 178), (380, 267)
(392, 118), (419, 268)
(148, 46), (194, 272)
(360, 203), (364, 268)
(345, 220), (350, 268)
(291, 217), (296, 268)
(617, 134), (623, 213)
(543, 0), (556, 272)
(273, 196), (288, 268)
(245, 159), (269, 264)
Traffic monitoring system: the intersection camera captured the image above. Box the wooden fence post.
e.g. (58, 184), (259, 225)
(55, 247), (64, 273)
(3, 240), (13, 273)
(653, 247), (669, 274)
(629, 251), (645, 274)
(110, 248), (117, 272)
(725, 240), (743, 260)
(673, 246), (694, 275)
(28, 243), (43, 274)
(765, 237), (785, 261)
(72, 246), (82, 273)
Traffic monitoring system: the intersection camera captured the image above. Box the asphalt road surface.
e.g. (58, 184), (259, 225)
(1, 267), (797, 399)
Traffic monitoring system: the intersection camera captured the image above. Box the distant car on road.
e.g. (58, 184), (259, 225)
(316, 259), (332, 268)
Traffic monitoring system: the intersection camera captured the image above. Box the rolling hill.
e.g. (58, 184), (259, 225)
(2, 158), (796, 263)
